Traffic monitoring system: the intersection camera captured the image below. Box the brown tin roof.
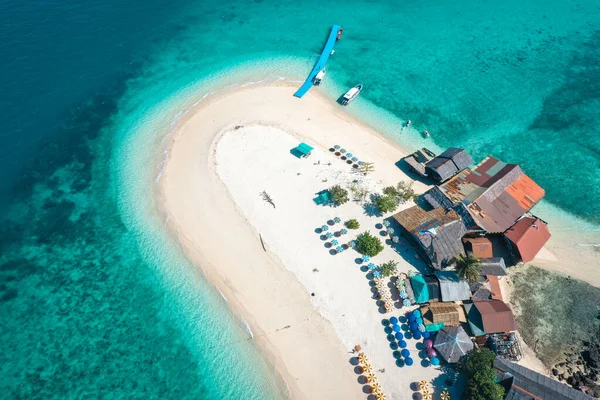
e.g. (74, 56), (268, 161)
(504, 217), (551, 263)
(473, 300), (516, 333)
(462, 237), (493, 258)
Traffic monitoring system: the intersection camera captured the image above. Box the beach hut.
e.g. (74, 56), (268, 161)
(424, 147), (473, 183)
(421, 302), (461, 327)
(465, 300), (516, 335)
(292, 142), (314, 158)
(434, 271), (470, 302)
(504, 217), (551, 263)
(433, 326), (474, 364)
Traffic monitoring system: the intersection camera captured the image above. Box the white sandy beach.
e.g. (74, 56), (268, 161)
(158, 83), (597, 399)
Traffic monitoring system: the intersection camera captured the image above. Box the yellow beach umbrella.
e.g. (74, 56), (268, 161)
(419, 380), (428, 389)
(376, 392), (386, 400)
(366, 373), (377, 383)
(440, 390), (451, 400)
(422, 395), (432, 400)
(421, 388), (431, 396)
(362, 364), (373, 374)
(370, 383), (382, 393)
(358, 353), (368, 364)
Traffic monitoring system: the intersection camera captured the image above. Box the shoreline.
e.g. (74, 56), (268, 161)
(155, 81), (599, 398)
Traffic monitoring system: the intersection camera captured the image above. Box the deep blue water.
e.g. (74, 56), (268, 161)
(1, 0), (599, 398)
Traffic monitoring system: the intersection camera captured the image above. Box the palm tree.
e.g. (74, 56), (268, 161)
(453, 253), (481, 283)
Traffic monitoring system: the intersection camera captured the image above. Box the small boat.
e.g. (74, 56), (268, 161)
(340, 84), (362, 105)
(336, 28), (343, 41)
(313, 69), (326, 85)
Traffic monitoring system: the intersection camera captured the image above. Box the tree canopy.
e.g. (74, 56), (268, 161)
(454, 253), (482, 283)
(460, 349), (505, 400)
(355, 231), (384, 257)
(328, 185), (349, 206)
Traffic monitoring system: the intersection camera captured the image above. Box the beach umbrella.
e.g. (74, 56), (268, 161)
(331, 239), (339, 246)
(423, 395), (432, 400)
(370, 383), (382, 393)
(440, 390), (450, 400)
(434, 326), (474, 364)
(373, 270), (382, 279)
(415, 316), (423, 324)
(430, 357), (440, 366)
(358, 353), (368, 364)
(424, 339), (433, 349)
(398, 340), (407, 348)
(340, 228), (348, 235)
(419, 380), (429, 389)
(333, 216), (341, 224)
(366, 372), (376, 383)
(412, 309), (421, 318)
(418, 324), (426, 332)
(376, 393), (386, 400)
(407, 313), (416, 322)
(413, 331), (422, 340)
(421, 388), (431, 396)
(321, 225), (328, 231)
(351, 157), (358, 162)
(383, 220), (391, 227)
(393, 324), (401, 333)
(358, 161), (364, 166)
(334, 145), (340, 150)
(336, 246), (343, 253)
(401, 349), (410, 358)
(405, 357), (414, 366)
(389, 316), (398, 325)
(385, 301), (394, 311)
(392, 236), (400, 244)
(422, 332), (431, 339)
(349, 240), (356, 248)
(388, 228), (395, 235)
(368, 262), (377, 270)
(403, 299), (411, 307)
(399, 290), (408, 299)
(427, 349), (437, 358)
(407, 270), (416, 278)
(394, 332), (404, 341)
(340, 148), (347, 154)
(362, 254), (371, 262)
(409, 322), (418, 331)
(325, 232), (333, 239)
(363, 364), (373, 374)
(346, 152), (353, 158)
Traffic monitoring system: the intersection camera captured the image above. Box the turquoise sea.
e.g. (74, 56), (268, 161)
(1, 0), (599, 398)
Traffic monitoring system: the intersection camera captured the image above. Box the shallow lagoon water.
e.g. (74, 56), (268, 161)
(1, 0), (599, 398)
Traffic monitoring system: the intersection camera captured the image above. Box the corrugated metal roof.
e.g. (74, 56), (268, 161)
(487, 275), (503, 300)
(435, 271), (471, 301)
(463, 237), (493, 258)
(505, 217), (551, 263)
(474, 300), (516, 333)
(480, 257), (508, 276)
(436, 157), (545, 233)
(494, 357), (595, 400)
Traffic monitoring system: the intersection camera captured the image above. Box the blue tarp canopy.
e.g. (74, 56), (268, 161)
(410, 275), (430, 303)
(297, 142), (313, 155)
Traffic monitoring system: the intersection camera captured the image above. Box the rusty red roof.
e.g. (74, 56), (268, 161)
(504, 217), (551, 263)
(437, 157), (545, 233)
(462, 237), (493, 258)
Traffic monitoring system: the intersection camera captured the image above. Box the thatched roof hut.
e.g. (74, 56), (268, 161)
(422, 302), (461, 327)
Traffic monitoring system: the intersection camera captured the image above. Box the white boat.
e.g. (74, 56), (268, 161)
(340, 84), (362, 105)
(313, 69), (326, 86)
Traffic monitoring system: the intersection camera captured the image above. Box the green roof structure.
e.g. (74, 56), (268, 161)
(410, 275), (430, 303)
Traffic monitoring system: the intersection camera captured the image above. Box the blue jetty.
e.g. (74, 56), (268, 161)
(293, 25), (342, 98)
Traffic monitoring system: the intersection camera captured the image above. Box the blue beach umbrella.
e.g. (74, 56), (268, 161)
(340, 228), (348, 235)
(401, 349), (410, 358)
(399, 340), (407, 348)
(349, 240), (356, 248)
(418, 324), (426, 332)
(362, 255), (371, 262)
(422, 332), (431, 339)
(388, 228), (395, 235)
(351, 157), (358, 162)
(368, 263), (376, 270)
(390, 316), (398, 325)
(415, 317), (423, 325)
(430, 357), (440, 366)
(333, 216), (341, 224)
(393, 324), (401, 333)
(383, 220), (391, 227)
(358, 161), (364, 166)
(413, 331), (422, 340)
(326, 232), (333, 239)
(346, 152), (353, 158)
(394, 332), (404, 341)
(413, 310), (421, 318)
(410, 322), (418, 331)
(405, 357), (414, 366)
(331, 239), (339, 246)
(402, 299), (411, 307)
(336, 246), (343, 253)
(399, 290), (408, 299)
(340, 148), (347, 154)
(321, 225), (328, 231)
(407, 313), (416, 322)
(373, 270), (382, 279)
(393, 236), (400, 244)
(334, 145), (340, 150)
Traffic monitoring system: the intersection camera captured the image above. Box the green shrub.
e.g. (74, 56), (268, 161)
(374, 194), (398, 213)
(383, 181), (416, 203)
(380, 261), (398, 277)
(346, 219), (360, 229)
(328, 185), (349, 206)
(355, 231), (384, 257)
(460, 349), (505, 400)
